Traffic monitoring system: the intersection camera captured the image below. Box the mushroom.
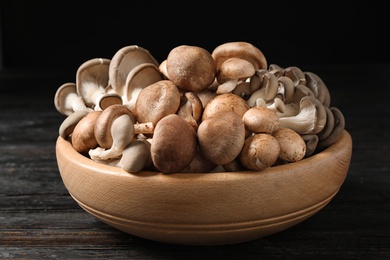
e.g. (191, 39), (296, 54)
(122, 62), (164, 114)
(58, 109), (90, 139)
(231, 81), (252, 99)
(242, 106), (280, 134)
(135, 80), (181, 126)
(202, 93), (250, 121)
(316, 106), (345, 151)
(211, 41), (267, 72)
(239, 133), (281, 171)
(70, 110), (102, 155)
(273, 127), (306, 163)
(108, 45), (159, 98)
(119, 139), (153, 173)
(283, 66), (306, 87)
(247, 71), (279, 107)
(301, 134), (319, 158)
(164, 45), (216, 92)
(89, 104), (135, 160)
(215, 57), (256, 94)
(255, 97), (285, 113)
(150, 114), (197, 173)
(276, 76), (295, 103)
(176, 91), (203, 131)
(222, 158), (246, 172)
(76, 58), (122, 111)
(54, 82), (91, 116)
(316, 105), (335, 141)
(194, 89), (217, 109)
(197, 110), (246, 166)
(92, 139), (153, 173)
(278, 95), (327, 135)
(304, 71), (331, 107)
(180, 150), (217, 173)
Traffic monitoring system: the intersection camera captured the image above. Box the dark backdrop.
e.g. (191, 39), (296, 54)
(0, 1), (387, 75)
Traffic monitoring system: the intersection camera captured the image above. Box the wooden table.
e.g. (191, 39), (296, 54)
(1, 63), (389, 259)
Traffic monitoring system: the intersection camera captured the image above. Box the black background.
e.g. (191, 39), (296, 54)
(0, 1), (387, 74)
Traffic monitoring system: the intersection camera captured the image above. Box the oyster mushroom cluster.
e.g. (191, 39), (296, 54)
(54, 42), (345, 174)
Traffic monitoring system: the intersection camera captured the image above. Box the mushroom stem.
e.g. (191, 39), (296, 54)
(134, 122), (154, 135)
(89, 114), (135, 160)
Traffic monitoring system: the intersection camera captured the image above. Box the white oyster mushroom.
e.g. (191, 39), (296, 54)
(279, 96), (327, 135)
(54, 82), (91, 116)
(76, 58), (122, 111)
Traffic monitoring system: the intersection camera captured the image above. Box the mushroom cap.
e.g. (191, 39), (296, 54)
(122, 62), (164, 103)
(58, 109), (90, 139)
(71, 111), (102, 154)
(94, 104), (135, 149)
(279, 95), (327, 135)
(166, 45), (216, 92)
(150, 114), (197, 173)
(242, 106), (280, 134)
(109, 45), (159, 97)
(54, 82), (87, 116)
(211, 41), (267, 71)
(273, 127), (306, 162)
(202, 93), (250, 121)
(239, 133), (281, 171)
(197, 110), (246, 166)
(120, 140), (152, 173)
(216, 57), (256, 84)
(76, 58), (118, 108)
(304, 71), (331, 107)
(135, 80), (181, 126)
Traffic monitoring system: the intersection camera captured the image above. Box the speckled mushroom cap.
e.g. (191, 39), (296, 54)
(150, 114), (197, 173)
(165, 45), (216, 92)
(135, 80), (181, 126)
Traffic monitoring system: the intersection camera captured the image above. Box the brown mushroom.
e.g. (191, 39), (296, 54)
(197, 110), (246, 166)
(215, 57), (256, 94)
(211, 41), (267, 71)
(165, 45), (216, 92)
(58, 109), (90, 139)
(273, 127), (306, 163)
(150, 114), (197, 173)
(135, 80), (181, 126)
(90, 104), (135, 160)
(202, 93), (250, 121)
(242, 106), (280, 134)
(176, 91), (203, 131)
(71, 111), (102, 154)
(122, 62), (164, 113)
(239, 133), (280, 171)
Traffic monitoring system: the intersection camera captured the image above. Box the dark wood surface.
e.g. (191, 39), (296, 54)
(1, 63), (389, 259)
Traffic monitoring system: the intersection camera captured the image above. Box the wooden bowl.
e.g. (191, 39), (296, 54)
(55, 130), (352, 245)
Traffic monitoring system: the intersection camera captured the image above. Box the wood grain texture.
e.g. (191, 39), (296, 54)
(55, 130), (352, 245)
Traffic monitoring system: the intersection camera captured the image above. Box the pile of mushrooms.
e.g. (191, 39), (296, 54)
(54, 42), (345, 174)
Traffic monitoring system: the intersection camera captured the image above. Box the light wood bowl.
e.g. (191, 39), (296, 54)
(55, 130), (352, 245)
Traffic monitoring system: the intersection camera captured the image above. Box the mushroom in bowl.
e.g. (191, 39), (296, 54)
(54, 42), (352, 245)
